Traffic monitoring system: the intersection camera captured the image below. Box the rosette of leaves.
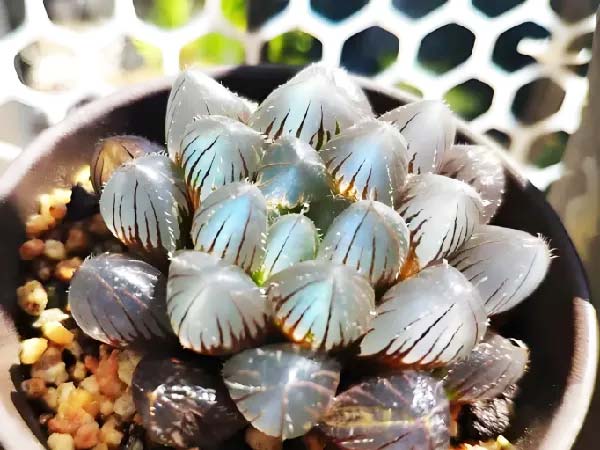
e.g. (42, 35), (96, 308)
(77, 63), (553, 449)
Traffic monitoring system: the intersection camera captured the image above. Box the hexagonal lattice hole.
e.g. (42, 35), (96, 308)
(247, 0), (288, 30)
(392, 0), (446, 18)
(512, 77), (565, 124)
(341, 26), (398, 76)
(261, 30), (322, 65)
(15, 41), (79, 91)
(528, 131), (568, 168)
(395, 81), (424, 98)
(0, 0), (25, 38)
(44, 0), (114, 27)
(471, 0), (524, 17)
(133, 0), (204, 29)
(567, 32), (592, 77)
(311, 0), (368, 21)
(180, 33), (245, 69)
(485, 128), (512, 149)
(104, 37), (163, 85)
(418, 24), (475, 74)
(221, 0), (247, 30)
(550, 0), (600, 23)
(0, 100), (48, 147)
(444, 79), (494, 121)
(493, 22), (550, 72)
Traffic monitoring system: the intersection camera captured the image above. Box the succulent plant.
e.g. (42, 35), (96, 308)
(248, 64), (372, 148)
(318, 200), (410, 289)
(449, 225), (551, 315)
(90, 135), (163, 194)
(319, 371), (450, 450)
(167, 251), (270, 355)
(360, 264), (487, 367)
(99, 153), (190, 263)
(68, 253), (174, 348)
(180, 115), (264, 208)
(166, 69), (254, 161)
(442, 331), (529, 403)
(321, 119), (408, 207)
(223, 343), (340, 439)
(268, 260), (376, 351)
(72, 63), (552, 449)
(380, 99), (456, 174)
(132, 354), (246, 448)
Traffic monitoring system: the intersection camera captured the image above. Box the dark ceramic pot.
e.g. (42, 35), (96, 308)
(0, 65), (597, 450)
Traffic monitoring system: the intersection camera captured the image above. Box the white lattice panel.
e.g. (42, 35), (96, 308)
(0, 0), (595, 188)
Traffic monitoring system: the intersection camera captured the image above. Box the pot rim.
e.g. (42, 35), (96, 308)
(0, 64), (597, 450)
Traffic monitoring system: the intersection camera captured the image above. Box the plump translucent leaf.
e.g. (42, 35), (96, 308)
(69, 253), (173, 348)
(255, 135), (332, 209)
(321, 119), (409, 208)
(132, 355), (246, 448)
(167, 251), (269, 355)
(268, 260), (376, 351)
(318, 200), (410, 289)
(249, 63), (372, 149)
(360, 264), (487, 367)
(306, 194), (352, 234)
(257, 214), (319, 284)
(222, 343), (341, 440)
(443, 332), (529, 403)
(180, 115), (264, 207)
(381, 100), (456, 174)
(319, 372), (450, 450)
(165, 69), (252, 160)
(99, 154), (190, 259)
(91, 135), (163, 194)
(191, 181), (267, 273)
(439, 145), (505, 222)
(397, 173), (483, 269)
(449, 225), (551, 315)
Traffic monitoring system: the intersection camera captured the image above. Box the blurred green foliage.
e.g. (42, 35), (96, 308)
(445, 81), (493, 121)
(132, 38), (163, 69)
(180, 33), (245, 68)
(148, 0), (202, 28)
(265, 30), (321, 65)
(395, 81), (423, 98)
(222, 0), (247, 29)
(532, 131), (568, 168)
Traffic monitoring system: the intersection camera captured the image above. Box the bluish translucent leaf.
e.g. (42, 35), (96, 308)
(449, 225), (551, 315)
(319, 372), (450, 450)
(360, 264), (487, 367)
(191, 181), (267, 273)
(257, 214), (318, 284)
(318, 200), (409, 289)
(166, 69), (253, 160)
(69, 253), (173, 348)
(180, 115), (264, 207)
(223, 343), (340, 439)
(256, 135), (332, 209)
(99, 154), (190, 258)
(321, 119), (408, 208)
(381, 100), (456, 174)
(439, 144), (505, 222)
(443, 331), (529, 403)
(167, 251), (270, 355)
(397, 173), (483, 269)
(268, 260), (375, 351)
(249, 63), (372, 149)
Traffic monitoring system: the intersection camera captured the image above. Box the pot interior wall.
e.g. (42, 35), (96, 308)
(0, 65), (591, 449)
